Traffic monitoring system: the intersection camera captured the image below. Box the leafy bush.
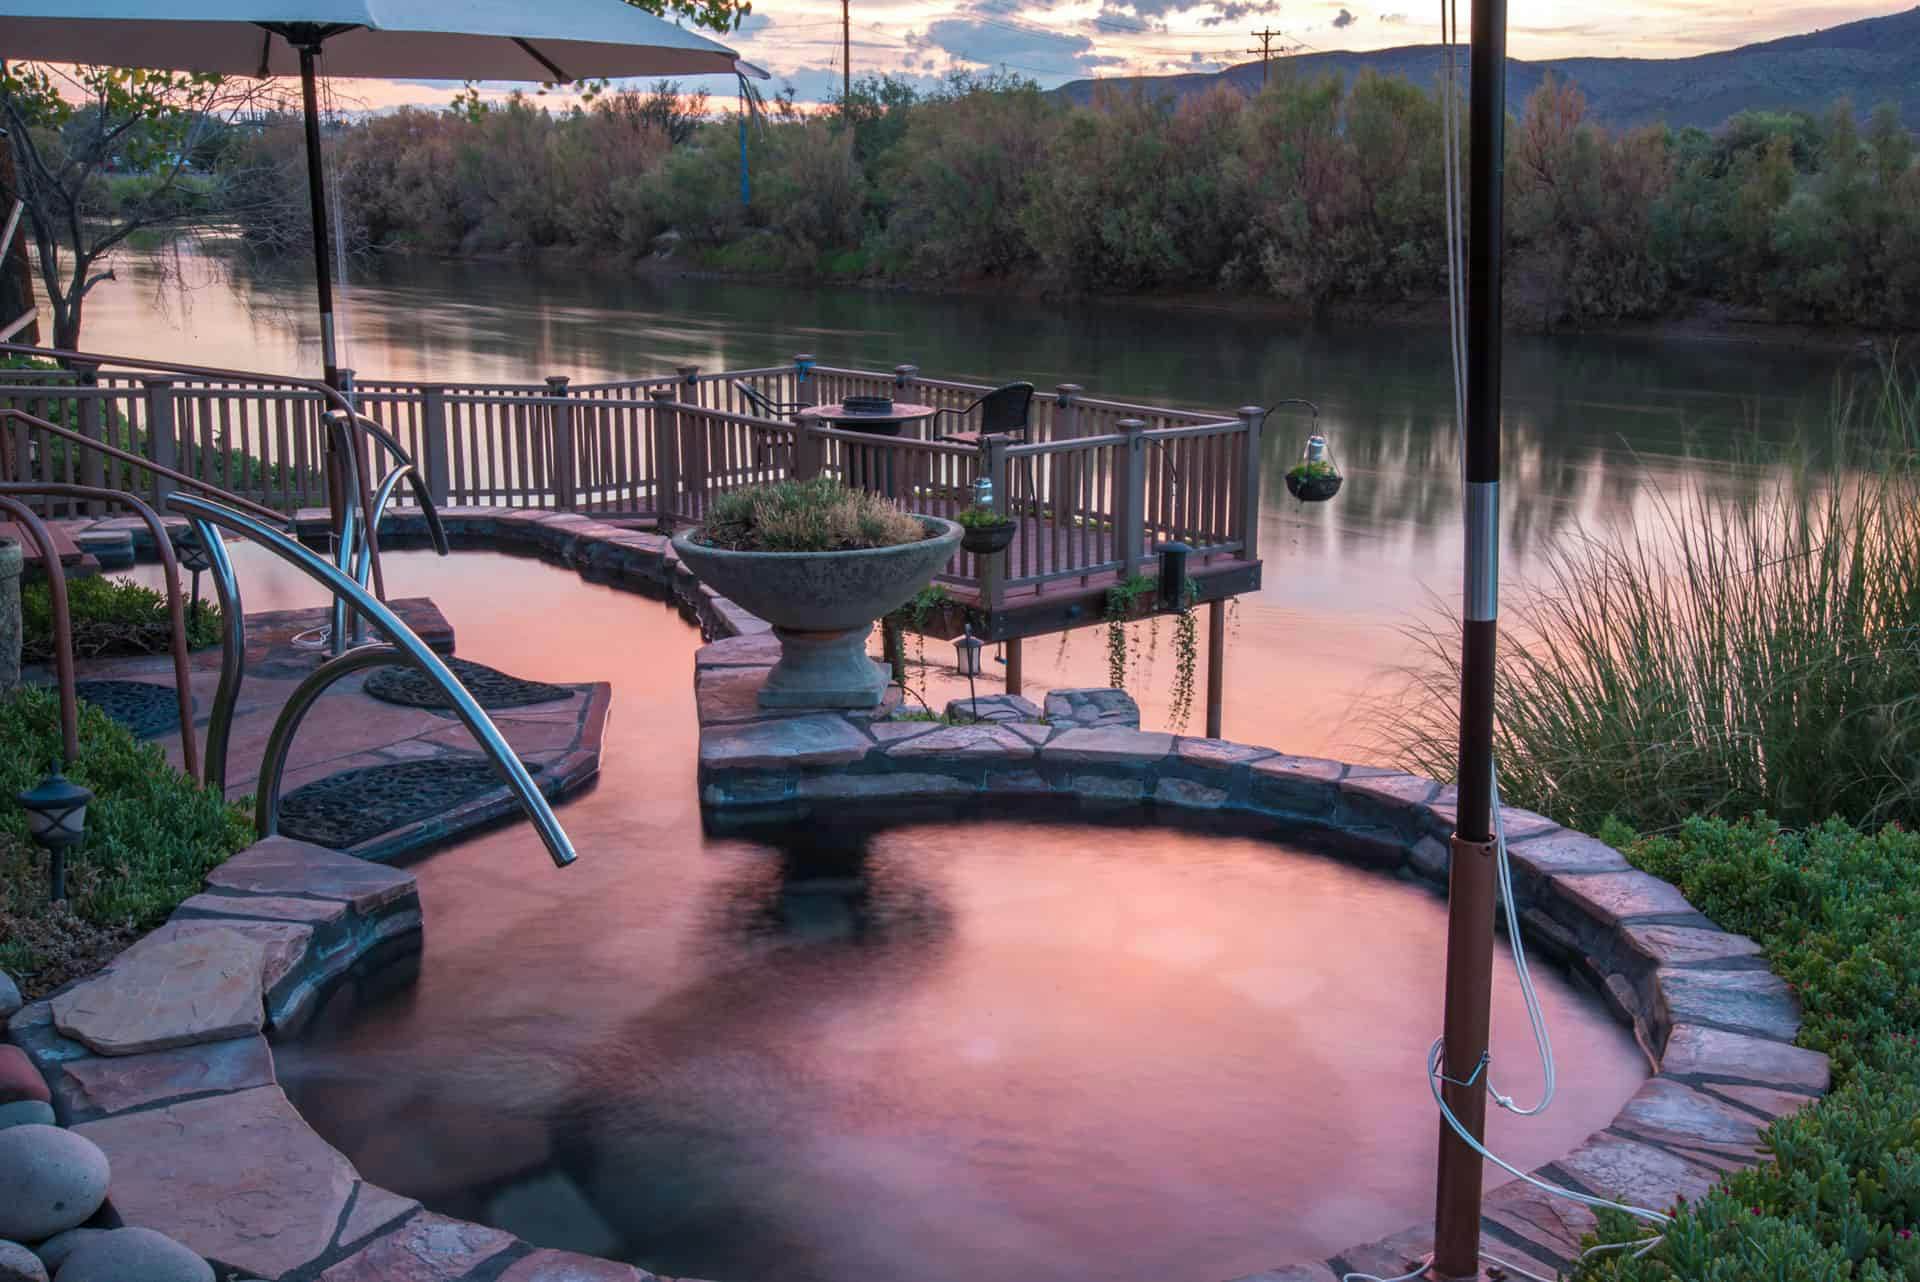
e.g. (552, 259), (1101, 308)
(0, 686), (252, 993)
(21, 573), (223, 662)
(698, 477), (929, 552)
(954, 504), (1012, 529)
(1570, 816), (1920, 1280)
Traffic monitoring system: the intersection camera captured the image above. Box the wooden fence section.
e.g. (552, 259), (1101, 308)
(0, 357), (1264, 598)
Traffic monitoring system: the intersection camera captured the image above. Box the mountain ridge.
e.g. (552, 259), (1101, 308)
(1053, 6), (1920, 127)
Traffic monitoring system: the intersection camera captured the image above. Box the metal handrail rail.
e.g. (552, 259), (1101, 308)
(0, 482), (201, 780)
(0, 497), (77, 763)
(165, 492), (578, 869)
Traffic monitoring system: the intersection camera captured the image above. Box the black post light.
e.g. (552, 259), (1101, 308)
(17, 760), (92, 903)
(954, 623), (985, 719)
(173, 526), (212, 626)
(1157, 541), (1192, 612)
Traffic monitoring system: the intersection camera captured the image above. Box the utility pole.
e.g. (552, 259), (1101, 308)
(1247, 27), (1281, 86)
(842, 0), (852, 113)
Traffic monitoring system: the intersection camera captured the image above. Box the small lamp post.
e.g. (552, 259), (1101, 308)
(954, 623), (984, 720)
(172, 527), (212, 626)
(17, 761), (92, 903)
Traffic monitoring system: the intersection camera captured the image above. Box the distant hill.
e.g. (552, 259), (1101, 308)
(1054, 6), (1920, 129)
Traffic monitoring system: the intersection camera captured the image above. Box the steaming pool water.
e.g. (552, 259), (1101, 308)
(139, 545), (1648, 1282)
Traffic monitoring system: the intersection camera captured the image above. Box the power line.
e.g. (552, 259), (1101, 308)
(1247, 26), (1282, 84)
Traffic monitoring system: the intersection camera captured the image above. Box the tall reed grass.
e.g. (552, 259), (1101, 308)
(1382, 367), (1920, 834)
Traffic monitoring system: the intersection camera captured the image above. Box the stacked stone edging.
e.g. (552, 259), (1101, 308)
(27, 504), (1836, 1280)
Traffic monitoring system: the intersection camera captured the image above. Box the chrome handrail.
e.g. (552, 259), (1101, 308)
(165, 492), (578, 868)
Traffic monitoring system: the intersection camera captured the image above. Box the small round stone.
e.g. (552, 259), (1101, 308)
(54, 1229), (212, 1282)
(0, 1102), (55, 1131)
(30, 1230), (104, 1275)
(0, 1240), (47, 1282)
(0, 1126), (110, 1242)
(0, 972), (21, 1023)
(0, 1046), (52, 1107)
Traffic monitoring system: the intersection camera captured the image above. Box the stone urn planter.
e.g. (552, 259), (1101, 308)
(673, 518), (961, 708)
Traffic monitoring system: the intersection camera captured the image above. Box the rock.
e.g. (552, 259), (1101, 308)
(0, 1125), (111, 1241)
(73, 1086), (357, 1280)
(201, 837), (415, 915)
(1040, 726), (1174, 765)
(53, 1228), (212, 1282)
(316, 1212), (516, 1282)
(52, 927), (265, 1056)
(29, 1230), (105, 1275)
(1042, 687), (1140, 729)
(55, 1036), (276, 1124)
(0, 1047), (51, 1106)
(884, 724), (1036, 759)
(698, 715), (872, 770)
(500, 1250), (657, 1282)
(0, 1102), (55, 1130)
(0, 972), (20, 1023)
(943, 693), (1043, 724)
(0, 1240), (46, 1282)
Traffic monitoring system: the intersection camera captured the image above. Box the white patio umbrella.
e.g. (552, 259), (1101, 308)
(0, 0), (762, 387)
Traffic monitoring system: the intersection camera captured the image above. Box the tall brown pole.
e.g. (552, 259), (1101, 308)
(1205, 597), (1226, 739)
(1431, 0), (1507, 1271)
(842, 0), (852, 111)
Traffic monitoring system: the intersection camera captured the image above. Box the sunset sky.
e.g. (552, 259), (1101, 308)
(346, 0), (1908, 109)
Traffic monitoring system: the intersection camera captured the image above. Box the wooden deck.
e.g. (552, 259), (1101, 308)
(929, 553), (1260, 642)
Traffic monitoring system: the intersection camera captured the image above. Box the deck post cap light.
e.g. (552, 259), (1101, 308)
(18, 759), (92, 903)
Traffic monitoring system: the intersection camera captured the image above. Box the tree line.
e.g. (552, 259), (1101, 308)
(12, 64), (1920, 342)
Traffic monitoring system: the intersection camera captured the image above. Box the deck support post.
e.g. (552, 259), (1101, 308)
(143, 378), (178, 509)
(981, 434), (1011, 612)
(1206, 597), (1226, 739)
(75, 364), (103, 513)
(1005, 636), (1023, 698)
(1115, 418), (1148, 579)
(547, 376), (575, 511)
(794, 353), (818, 408)
(648, 388), (680, 528)
(420, 384), (450, 505)
(793, 418), (822, 480)
(1237, 406), (1265, 562)
(1055, 383), (1082, 440)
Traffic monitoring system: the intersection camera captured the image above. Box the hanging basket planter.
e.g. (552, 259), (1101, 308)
(961, 520), (1018, 554)
(1285, 430), (1343, 503)
(1285, 465), (1343, 502)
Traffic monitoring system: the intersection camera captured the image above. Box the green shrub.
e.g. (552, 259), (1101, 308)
(1571, 816), (1920, 1279)
(0, 686), (252, 991)
(22, 573), (223, 663)
(954, 504), (1011, 529)
(698, 477), (929, 552)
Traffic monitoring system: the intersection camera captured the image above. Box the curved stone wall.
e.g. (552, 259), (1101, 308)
(3, 505), (1832, 1282)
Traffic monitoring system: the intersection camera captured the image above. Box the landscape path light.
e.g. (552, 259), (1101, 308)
(17, 758), (91, 903)
(954, 622), (984, 719)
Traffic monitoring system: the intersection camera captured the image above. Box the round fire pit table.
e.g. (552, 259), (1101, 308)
(796, 401), (940, 495)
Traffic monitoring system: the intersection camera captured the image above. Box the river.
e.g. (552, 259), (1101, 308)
(80, 243), (1858, 751)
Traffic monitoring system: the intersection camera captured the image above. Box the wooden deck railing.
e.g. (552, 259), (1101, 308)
(0, 354), (1265, 599)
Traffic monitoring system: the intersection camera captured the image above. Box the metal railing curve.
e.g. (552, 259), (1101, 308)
(164, 491), (578, 868)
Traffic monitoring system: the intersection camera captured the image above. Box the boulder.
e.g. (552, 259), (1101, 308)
(29, 1230), (105, 1275)
(0, 1125), (111, 1241)
(53, 1229), (212, 1282)
(0, 1241), (46, 1282)
(0, 1102), (55, 1130)
(0, 971), (21, 1023)
(0, 1047), (52, 1106)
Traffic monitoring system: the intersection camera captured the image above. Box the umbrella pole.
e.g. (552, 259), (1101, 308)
(1431, 0), (1506, 1270)
(297, 44), (349, 546)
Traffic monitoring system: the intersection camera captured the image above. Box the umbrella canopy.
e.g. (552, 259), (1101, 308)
(0, 0), (745, 80)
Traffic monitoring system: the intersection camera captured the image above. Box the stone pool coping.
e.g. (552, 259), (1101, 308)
(21, 503), (1834, 1281)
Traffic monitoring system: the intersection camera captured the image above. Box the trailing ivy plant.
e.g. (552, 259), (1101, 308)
(1103, 574), (1202, 730)
(884, 583), (951, 701)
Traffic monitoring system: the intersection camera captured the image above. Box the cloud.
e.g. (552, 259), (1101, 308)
(1199, 0), (1280, 27)
(1332, 7), (1356, 25)
(735, 12), (774, 36)
(920, 16), (1097, 75)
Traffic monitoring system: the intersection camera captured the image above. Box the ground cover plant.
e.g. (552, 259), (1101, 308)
(697, 476), (928, 552)
(0, 685), (252, 996)
(1571, 816), (1920, 1280)
(22, 573), (223, 662)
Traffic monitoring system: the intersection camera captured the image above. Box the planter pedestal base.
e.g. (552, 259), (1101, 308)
(760, 626), (890, 709)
